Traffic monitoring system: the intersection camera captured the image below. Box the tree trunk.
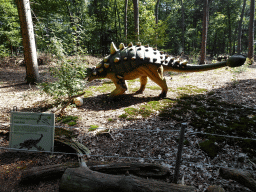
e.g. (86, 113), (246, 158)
(114, 0), (118, 42)
(59, 166), (196, 192)
(133, 0), (139, 42)
(116, 0), (122, 42)
(248, 0), (255, 61)
(227, 0), (232, 55)
(124, 0), (128, 44)
(199, 0), (209, 64)
(219, 167), (256, 191)
(155, 0), (160, 25)
(16, 0), (39, 84)
(237, 0), (246, 54)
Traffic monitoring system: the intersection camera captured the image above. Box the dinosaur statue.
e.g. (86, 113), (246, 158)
(87, 42), (246, 98)
(19, 134), (44, 150)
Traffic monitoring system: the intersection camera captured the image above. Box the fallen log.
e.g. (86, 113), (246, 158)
(20, 162), (169, 184)
(205, 185), (225, 192)
(20, 162), (79, 184)
(59, 167), (196, 192)
(219, 167), (256, 191)
(89, 162), (169, 178)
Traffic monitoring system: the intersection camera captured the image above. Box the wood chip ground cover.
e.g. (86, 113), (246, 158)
(0, 56), (256, 191)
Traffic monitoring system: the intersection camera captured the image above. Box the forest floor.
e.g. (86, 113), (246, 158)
(0, 55), (256, 192)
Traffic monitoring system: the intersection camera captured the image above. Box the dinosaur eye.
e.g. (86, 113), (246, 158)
(104, 63), (110, 68)
(98, 68), (104, 73)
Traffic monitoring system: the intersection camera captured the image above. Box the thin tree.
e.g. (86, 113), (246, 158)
(124, 0), (128, 44)
(155, 0), (160, 25)
(133, 0), (139, 42)
(180, 0), (185, 52)
(16, 0), (39, 83)
(199, 0), (209, 64)
(116, 0), (122, 43)
(237, 0), (246, 54)
(248, 0), (255, 62)
(155, 0), (160, 47)
(227, 0), (232, 55)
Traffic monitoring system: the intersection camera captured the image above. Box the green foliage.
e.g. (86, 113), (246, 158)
(0, 0), (253, 59)
(48, 37), (66, 59)
(39, 59), (87, 101)
(0, 45), (10, 58)
(138, 1), (168, 46)
(38, 36), (87, 104)
(0, 1), (21, 57)
(38, 40), (87, 113)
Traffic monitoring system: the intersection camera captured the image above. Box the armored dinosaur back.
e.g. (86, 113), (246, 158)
(91, 42), (188, 77)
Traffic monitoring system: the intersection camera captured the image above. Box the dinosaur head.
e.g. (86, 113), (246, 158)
(86, 67), (97, 82)
(86, 64), (107, 82)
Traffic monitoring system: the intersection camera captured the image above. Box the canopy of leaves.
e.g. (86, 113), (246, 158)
(0, 0), (254, 57)
(0, 0), (21, 57)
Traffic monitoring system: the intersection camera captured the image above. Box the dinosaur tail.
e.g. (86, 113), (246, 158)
(163, 55), (246, 73)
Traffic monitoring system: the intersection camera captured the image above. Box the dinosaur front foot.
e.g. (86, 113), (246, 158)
(135, 90), (144, 95)
(158, 92), (167, 98)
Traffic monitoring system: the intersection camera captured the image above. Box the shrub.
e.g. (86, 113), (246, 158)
(38, 58), (87, 113)
(40, 60), (87, 99)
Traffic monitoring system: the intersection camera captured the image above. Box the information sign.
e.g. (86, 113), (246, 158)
(9, 112), (55, 152)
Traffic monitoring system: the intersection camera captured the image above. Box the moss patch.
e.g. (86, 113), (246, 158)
(85, 81), (115, 95)
(199, 139), (220, 158)
(94, 82), (115, 93)
(56, 115), (78, 126)
(84, 90), (94, 97)
(128, 79), (140, 83)
(147, 86), (162, 90)
(89, 125), (99, 131)
(176, 85), (207, 95)
(119, 99), (175, 119)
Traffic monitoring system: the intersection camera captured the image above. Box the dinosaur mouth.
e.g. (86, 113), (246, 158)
(86, 67), (93, 80)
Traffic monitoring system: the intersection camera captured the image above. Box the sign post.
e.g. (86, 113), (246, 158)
(9, 112), (55, 152)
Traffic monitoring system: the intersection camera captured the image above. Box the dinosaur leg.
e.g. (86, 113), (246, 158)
(141, 66), (168, 98)
(135, 76), (147, 94)
(110, 78), (128, 97)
